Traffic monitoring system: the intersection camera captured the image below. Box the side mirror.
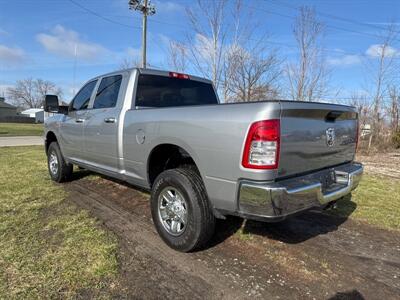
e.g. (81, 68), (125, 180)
(44, 95), (68, 114)
(44, 95), (59, 112)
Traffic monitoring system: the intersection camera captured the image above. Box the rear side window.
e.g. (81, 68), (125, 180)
(93, 75), (122, 109)
(71, 80), (97, 111)
(135, 74), (218, 108)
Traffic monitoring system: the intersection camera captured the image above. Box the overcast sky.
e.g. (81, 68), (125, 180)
(1, 0), (399, 101)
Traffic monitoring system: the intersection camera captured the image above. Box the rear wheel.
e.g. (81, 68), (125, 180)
(47, 142), (73, 183)
(150, 168), (215, 252)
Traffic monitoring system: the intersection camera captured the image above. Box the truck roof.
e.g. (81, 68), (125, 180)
(90, 68), (212, 85)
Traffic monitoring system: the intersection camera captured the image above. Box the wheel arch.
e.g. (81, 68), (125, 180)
(45, 131), (58, 154)
(146, 143), (203, 188)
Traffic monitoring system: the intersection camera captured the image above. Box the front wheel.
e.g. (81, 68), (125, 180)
(47, 142), (73, 183)
(150, 168), (215, 252)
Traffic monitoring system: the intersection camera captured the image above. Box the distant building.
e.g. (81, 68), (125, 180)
(35, 110), (45, 123)
(20, 108), (52, 123)
(0, 97), (18, 118)
(20, 108), (42, 118)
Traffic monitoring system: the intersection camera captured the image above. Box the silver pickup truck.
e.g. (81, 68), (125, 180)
(44, 68), (363, 252)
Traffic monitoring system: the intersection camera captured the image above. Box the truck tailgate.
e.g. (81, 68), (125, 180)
(278, 101), (358, 178)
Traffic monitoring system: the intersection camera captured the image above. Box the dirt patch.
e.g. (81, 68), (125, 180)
(357, 151), (400, 178)
(65, 175), (400, 299)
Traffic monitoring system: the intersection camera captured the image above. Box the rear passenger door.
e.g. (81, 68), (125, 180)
(83, 74), (123, 172)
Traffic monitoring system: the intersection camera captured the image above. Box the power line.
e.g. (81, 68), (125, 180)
(243, 2), (398, 42)
(260, 0), (400, 42)
(100, 13), (337, 54)
(66, 0), (169, 62)
(265, 0), (400, 35)
(103, 14), (186, 28)
(237, 3), (400, 60)
(67, 0), (140, 29)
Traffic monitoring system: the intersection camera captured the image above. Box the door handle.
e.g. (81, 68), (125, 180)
(104, 117), (116, 123)
(75, 118), (85, 123)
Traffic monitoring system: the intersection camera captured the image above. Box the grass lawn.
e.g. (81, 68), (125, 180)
(0, 123), (43, 136)
(0, 146), (118, 298)
(331, 174), (400, 230)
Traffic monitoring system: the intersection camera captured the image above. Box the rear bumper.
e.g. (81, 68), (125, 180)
(237, 162), (363, 221)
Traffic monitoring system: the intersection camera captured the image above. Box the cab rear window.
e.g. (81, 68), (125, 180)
(135, 74), (218, 108)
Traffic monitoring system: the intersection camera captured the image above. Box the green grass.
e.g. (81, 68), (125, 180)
(0, 146), (118, 298)
(331, 174), (400, 230)
(0, 123), (43, 136)
(235, 227), (254, 241)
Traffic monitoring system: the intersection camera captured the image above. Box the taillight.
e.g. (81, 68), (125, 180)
(169, 72), (190, 79)
(242, 120), (280, 169)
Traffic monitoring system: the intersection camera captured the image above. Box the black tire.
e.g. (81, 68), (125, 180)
(47, 141), (73, 183)
(150, 168), (215, 252)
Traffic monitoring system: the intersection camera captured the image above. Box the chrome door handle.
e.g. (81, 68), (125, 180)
(104, 117), (116, 123)
(75, 118), (85, 123)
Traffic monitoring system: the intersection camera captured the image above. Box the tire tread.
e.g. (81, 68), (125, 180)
(48, 141), (73, 183)
(175, 168), (215, 250)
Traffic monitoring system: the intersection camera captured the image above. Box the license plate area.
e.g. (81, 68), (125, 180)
(320, 169), (337, 192)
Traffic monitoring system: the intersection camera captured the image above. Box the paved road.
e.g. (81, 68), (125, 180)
(0, 136), (43, 147)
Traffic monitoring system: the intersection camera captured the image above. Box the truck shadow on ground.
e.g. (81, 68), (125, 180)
(210, 195), (357, 247)
(328, 289), (365, 300)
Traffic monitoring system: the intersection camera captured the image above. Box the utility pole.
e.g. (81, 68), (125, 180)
(128, 0), (156, 69)
(142, 0), (148, 68)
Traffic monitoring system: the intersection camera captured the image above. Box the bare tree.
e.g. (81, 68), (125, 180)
(347, 93), (375, 151)
(365, 23), (399, 140)
(225, 45), (281, 102)
(286, 6), (330, 101)
(388, 85), (400, 133)
(119, 57), (141, 70)
(7, 78), (63, 108)
(185, 0), (228, 91)
(349, 93), (372, 129)
(167, 40), (187, 72)
(186, 0), (282, 102)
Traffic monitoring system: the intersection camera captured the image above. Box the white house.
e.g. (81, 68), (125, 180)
(20, 108), (42, 118)
(20, 108), (49, 123)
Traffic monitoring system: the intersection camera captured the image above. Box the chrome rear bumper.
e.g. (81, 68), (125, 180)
(238, 162), (363, 221)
